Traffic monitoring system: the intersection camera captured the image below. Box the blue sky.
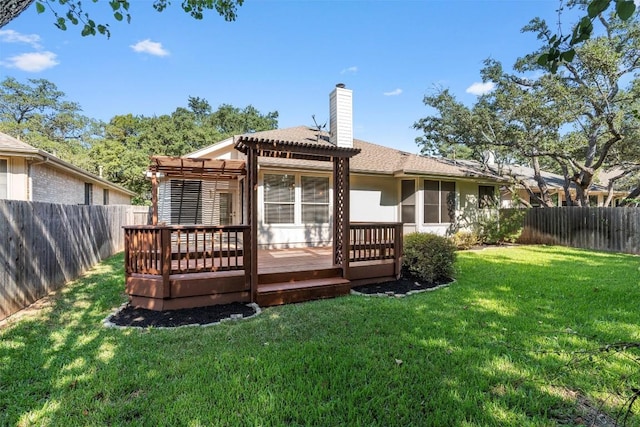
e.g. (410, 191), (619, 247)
(1, 0), (568, 153)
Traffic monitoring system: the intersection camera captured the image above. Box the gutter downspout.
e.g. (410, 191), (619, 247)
(26, 154), (49, 201)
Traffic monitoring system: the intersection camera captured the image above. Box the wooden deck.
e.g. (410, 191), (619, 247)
(123, 223), (402, 310)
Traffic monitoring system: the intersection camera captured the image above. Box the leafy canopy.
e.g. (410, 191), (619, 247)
(0, 0), (244, 37)
(0, 77), (278, 204)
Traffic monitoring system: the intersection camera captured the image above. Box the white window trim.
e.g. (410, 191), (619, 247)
(260, 171), (333, 226)
(0, 157), (10, 199)
(422, 179), (457, 225)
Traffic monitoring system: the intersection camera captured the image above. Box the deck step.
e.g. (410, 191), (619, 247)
(257, 276), (351, 306)
(258, 267), (343, 285)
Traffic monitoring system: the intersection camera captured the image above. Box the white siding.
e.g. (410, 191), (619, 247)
(350, 175), (397, 222)
(2, 157), (29, 200)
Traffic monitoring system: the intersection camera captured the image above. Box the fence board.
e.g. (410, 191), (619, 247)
(0, 201), (150, 320)
(507, 207), (640, 255)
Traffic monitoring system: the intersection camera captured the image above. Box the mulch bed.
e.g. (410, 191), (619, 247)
(106, 276), (451, 328)
(106, 302), (258, 328)
(352, 275), (451, 296)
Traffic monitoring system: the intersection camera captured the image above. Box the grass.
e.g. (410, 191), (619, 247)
(1, 245), (639, 426)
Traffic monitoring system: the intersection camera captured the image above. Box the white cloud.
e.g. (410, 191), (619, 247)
(341, 66), (358, 74)
(0, 29), (42, 48)
(2, 51), (59, 72)
(130, 39), (169, 56)
(383, 88), (403, 96)
(466, 82), (495, 95)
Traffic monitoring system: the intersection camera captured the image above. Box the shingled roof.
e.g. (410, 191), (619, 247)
(0, 132), (40, 155)
(238, 126), (504, 181)
(0, 131), (136, 196)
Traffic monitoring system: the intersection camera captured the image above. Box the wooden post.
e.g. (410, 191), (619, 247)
(394, 223), (403, 279)
(242, 225), (251, 295)
(247, 147), (258, 303)
(151, 172), (158, 226)
(161, 227), (171, 298)
(342, 158), (350, 278)
(333, 157), (350, 278)
(124, 228), (130, 277)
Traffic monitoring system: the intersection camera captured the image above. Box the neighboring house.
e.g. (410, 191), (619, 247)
(0, 132), (135, 205)
(492, 163), (627, 207)
(152, 85), (506, 249)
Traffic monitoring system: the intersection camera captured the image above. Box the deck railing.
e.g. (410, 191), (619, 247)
(124, 225), (249, 276)
(349, 222), (402, 262)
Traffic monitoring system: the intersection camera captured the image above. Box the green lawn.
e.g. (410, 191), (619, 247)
(1, 246), (639, 426)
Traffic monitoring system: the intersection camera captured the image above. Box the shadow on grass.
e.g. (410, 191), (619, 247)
(0, 246), (638, 425)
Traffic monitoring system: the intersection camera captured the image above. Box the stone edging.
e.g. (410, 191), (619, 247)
(350, 279), (455, 298)
(102, 302), (262, 330)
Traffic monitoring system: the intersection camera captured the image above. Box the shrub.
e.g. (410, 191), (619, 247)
(451, 230), (481, 250)
(402, 232), (456, 283)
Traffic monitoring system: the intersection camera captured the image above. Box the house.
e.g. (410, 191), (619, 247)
(471, 162), (629, 208)
(0, 132), (135, 205)
(152, 85), (507, 249)
(123, 84), (508, 310)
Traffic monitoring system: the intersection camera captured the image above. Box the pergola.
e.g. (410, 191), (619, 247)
(148, 156), (247, 226)
(234, 134), (361, 301)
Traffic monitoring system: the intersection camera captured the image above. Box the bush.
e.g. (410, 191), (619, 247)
(402, 232), (456, 283)
(451, 230), (481, 250)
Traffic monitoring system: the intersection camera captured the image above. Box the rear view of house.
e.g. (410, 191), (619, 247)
(123, 85), (507, 311)
(152, 84), (506, 248)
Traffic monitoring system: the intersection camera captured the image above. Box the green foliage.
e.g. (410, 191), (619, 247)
(497, 209), (526, 243)
(402, 232), (456, 283)
(450, 230), (481, 250)
(0, 76), (100, 168)
(540, 0), (636, 72)
(31, 0), (243, 38)
(0, 77), (278, 204)
(415, 8), (640, 207)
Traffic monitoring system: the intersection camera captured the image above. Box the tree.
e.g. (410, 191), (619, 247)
(539, 0), (636, 72)
(414, 7), (640, 206)
(0, 0), (243, 37)
(88, 99), (278, 203)
(0, 76), (100, 168)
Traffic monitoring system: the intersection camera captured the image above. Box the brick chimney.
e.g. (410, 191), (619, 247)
(329, 83), (353, 148)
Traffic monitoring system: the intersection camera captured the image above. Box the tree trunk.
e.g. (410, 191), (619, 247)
(0, 0), (34, 28)
(620, 185), (640, 206)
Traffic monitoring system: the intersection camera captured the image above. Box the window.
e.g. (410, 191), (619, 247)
(103, 189), (109, 205)
(401, 179), (415, 223)
(478, 185), (496, 209)
(589, 195), (599, 207)
(424, 180), (455, 223)
(170, 180), (202, 224)
(219, 193), (233, 225)
(302, 176), (329, 223)
(0, 159), (7, 199)
(84, 183), (93, 205)
(530, 192), (542, 208)
(264, 174), (295, 224)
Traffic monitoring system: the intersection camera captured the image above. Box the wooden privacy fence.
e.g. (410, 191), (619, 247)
(0, 201), (150, 320)
(507, 207), (640, 255)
